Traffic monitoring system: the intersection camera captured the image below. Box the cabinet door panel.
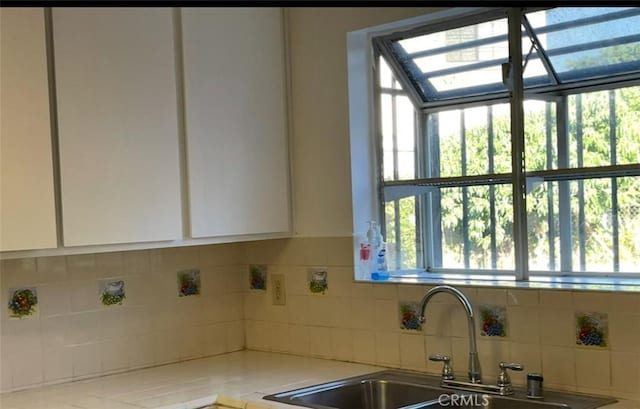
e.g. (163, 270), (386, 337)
(53, 8), (182, 246)
(0, 8), (57, 251)
(182, 8), (290, 238)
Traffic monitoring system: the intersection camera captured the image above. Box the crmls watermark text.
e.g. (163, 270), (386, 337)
(438, 393), (490, 407)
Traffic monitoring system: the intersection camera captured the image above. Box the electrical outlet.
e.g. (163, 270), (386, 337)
(272, 274), (286, 305)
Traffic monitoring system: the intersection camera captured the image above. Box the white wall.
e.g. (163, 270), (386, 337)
(287, 7), (439, 237)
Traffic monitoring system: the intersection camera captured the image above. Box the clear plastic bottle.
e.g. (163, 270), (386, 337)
(366, 221), (381, 249)
(371, 242), (389, 280)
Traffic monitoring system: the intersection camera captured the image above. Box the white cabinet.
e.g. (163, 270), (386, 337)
(52, 8), (182, 246)
(181, 8), (291, 238)
(0, 8), (57, 251)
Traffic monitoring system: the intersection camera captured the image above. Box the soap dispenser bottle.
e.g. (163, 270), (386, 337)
(371, 242), (389, 280)
(367, 221), (388, 280)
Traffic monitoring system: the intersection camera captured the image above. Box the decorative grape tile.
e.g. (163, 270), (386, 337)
(249, 264), (267, 290)
(177, 269), (201, 297)
(308, 267), (328, 295)
(480, 305), (507, 337)
(575, 311), (608, 347)
(399, 301), (422, 331)
(7, 287), (39, 319)
(99, 279), (126, 306)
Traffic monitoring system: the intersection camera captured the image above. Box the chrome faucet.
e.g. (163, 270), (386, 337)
(419, 285), (524, 396)
(418, 285), (482, 384)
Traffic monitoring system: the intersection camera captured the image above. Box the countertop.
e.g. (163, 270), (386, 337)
(0, 351), (637, 409)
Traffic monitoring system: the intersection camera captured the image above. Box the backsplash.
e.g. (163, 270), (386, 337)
(242, 237), (640, 401)
(0, 244), (245, 392)
(1, 237), (639, 401)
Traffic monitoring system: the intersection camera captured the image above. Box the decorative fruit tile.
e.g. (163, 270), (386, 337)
(399, 301), (422, 331)
(177, 269), (201, 297)
(7, 287), (39, 319)
(575, 311), (608, 347)
(479, 304), (507, 337)
(99, 279), (126, 307)
(249, 264), (267, 290)
(308, 267), (328, 295)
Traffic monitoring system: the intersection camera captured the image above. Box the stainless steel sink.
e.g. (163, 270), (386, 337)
(264, 371), (450, 409)
(263, 370), (616, 409)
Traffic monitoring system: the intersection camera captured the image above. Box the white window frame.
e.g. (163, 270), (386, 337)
(347, 7), (640, 288)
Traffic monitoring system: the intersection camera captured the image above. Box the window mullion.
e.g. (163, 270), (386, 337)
(609, 90), (620, 272)
(392, 80), (399, 181)
(545, 102), (556, 271)
(425, 113), (442, 270)
(557, 97), (573, 273)
(414, 108), (424, 270)
(488, 106), (498, 270)
(508, 8), (529, 281)
(394, 199), (401, 270)
(461, 111), (470, 269)
(576, 94), (587, 271)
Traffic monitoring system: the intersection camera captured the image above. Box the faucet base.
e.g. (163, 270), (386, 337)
(441, 379), (515, 396)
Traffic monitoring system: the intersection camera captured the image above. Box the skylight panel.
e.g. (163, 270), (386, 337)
(377, 7), (640, 105)
(525, 7), (640, 82)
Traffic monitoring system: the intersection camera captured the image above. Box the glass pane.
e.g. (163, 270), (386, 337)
(566, 87), (640, 169)
(571, 178), (614, 272)
(379, 56), (417, 182)
(521, 17), (552, 86)
(383, 152), (394, 181)
(528, 177), (640, 273)
(438, 109), (462, 178)
(398, 152), (415, 180)
(381, 94), (394, 181)
(379, 56), (394, 89)
(492, 104), (512, 174)
(526, 7), (640, 82)
(527, 181), (560, 271)
(523, 56), (552, 84)
(464, 106), (489, 175)
(441, 187), (464, 268)
(393, 17), (509, 99)
(525, 100), (557, 172)
(569, 90), (611, 168)
(440, 185), (514, 270)
(396, 96), (415, 152)
(384, 197), (419, 270)
(384, 200), (398, 266)
(618, 176), (640, 273)
(433, 103), (511, 178)
(614, 86), (640, 166)
(429, 66), (504, 92)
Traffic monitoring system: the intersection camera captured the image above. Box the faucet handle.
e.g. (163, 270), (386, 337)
(497, 362), (523, 387)
(428, 354), (454, 380)
(499, 362), (523, 371)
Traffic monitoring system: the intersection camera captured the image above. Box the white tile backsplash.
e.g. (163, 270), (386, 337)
(2, 236), (639, 402)
(0, 244), (245, 393)
(239, 237), (640, 401)
(399, 333), (425, 371)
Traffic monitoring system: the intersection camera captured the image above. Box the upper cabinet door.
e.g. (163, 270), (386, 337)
(181, 8), (291, 238)
(53, 8), (182, 246)
(0, 8), (57, 251)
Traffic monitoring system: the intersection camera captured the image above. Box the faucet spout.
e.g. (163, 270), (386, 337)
(419, 285), (482, 384)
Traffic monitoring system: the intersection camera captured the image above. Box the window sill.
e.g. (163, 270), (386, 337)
(358, 271), (640, 292)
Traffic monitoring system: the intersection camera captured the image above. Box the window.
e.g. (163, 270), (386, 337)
(369, 7), (640, 280)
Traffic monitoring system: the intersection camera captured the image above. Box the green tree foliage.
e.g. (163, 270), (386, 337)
(433, 86), (640, 272)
